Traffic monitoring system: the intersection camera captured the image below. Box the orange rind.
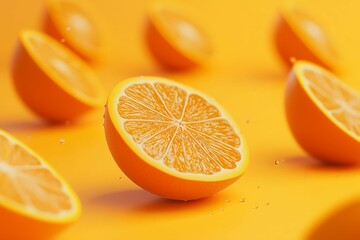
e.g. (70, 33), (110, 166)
(145, 1), (212, 70)
(285, 61), (360, 164)
(0, 129), (81, 239)
(104, 76), (248, 200)
(274, 7), (339, 72)
(43, 0), (106, 62)
(11, 30), (106, 123)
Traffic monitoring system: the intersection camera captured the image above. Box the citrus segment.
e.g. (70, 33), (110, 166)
(285, 61), (360, 164)
(145, 1), (212, 70)
(11, 30), (105, 122)
(43, 0), (105, 62)
(274, 7), (338, 71)
(0, 129), (81, 239)
(104, 77), (248, 200)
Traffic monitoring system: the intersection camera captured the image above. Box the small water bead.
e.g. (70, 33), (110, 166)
(275, 160), (280, 165)
(225, 200), (231, 204)
(239, 198), (245, 203)
(59, 139), (65, 144)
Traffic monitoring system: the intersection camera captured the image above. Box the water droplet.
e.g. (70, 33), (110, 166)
(257, 186), (261, 189)
(59, 139), (65, 144)
(290, 57), (297, 64)
(275, 160), (280, 165)
(265, 202), (270, 206)
(66, 26), (71, 31)
(253, 205), (259, 209)
(220, 208), (224, 212)
(225, 200), (231, 204)
(119, 176), (122, 180)
(246, 119), (250, 124)
(240, 198), (245, 203)
(60, 38), (66, 43)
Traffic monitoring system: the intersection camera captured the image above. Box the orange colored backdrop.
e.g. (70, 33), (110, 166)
(2, 0), (360, 239)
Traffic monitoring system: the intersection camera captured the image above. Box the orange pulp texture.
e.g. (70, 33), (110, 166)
(145, 2), (212, 70)
(274, 7), (339, 72)
(43, 0), (106, 63)
(104, 77), (249, 200)
(11, 30), (105, 123)
(285, 61), (360, 165)
(0, 129), (81, 239)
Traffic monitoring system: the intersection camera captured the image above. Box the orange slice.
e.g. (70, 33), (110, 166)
(0, 129), (81, 239)
(274, 7), (339, 72)
(104, 77), (248, 200)
(285, 61), (360, 165)
(145, 1), (212, 70)
(11, 30), (106, 122)
(43, 0), (106, 62)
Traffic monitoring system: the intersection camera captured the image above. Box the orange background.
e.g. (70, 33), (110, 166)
(2, 0), (360, 239)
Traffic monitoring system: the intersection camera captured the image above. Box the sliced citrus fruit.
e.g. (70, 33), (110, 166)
(0, 129), (81, 239)
(104, 76), (248, 200)
(285, 60), (360, 164)
(145, 1), (212, 70)
(43, 0), (106, 62)
(11, 30), (106, 122)
(274, 6), (339, 72)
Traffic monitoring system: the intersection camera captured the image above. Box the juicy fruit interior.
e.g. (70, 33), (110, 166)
(0, 134), (73, 215)
(302, 66), (360, 138)
(158, 8), (211, 58)
(294, 10), (336, 58)
(118, 81), (242, 175)
(28, 34), (99, 100)
(58, 1), (100, 51)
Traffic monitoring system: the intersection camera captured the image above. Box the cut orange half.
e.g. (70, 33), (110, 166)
(274, 7), (339, 72)
(145, 1), (212, 70)
(0, 129), (81, 239)
(285, 61), (360, 164)
(104, 77), (248, 200)
(43, 0), (106, 62)
(11, 30), (106, 122)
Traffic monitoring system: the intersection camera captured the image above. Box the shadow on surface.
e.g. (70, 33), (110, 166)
(282, 155), (357, 172)
(307, 198), (360, 240)
(88, 188), (229, 214)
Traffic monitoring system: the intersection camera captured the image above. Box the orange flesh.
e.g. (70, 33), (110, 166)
(0, 134), (72, 215)
(158, 9), (211, 59)
(58, 1), (100, 51)
(28, 35), (99, 100)
(302, 68), (360, 138)
(294, 10), (336, 60)
(117, 82), (241, 175)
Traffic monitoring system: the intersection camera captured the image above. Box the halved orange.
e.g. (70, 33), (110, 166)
(145, 1), (212, 70)
(274, 6), (339, 72)
(104, 77), (248, 200)
(0, 129), (81, 239)
(43, 0), (106, 62)
(285, 61), (360, 164)
(11, 30), (106, 122)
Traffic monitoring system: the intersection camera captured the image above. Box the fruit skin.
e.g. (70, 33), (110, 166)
(0, 205), (70, 240)
(274, 10), (336, 72)
(42, 0), (103, 63)
(11, 34), (101, 123)
(103, 77), (249, 200)
(0, 129), (81, 240)
(104, 105), (247, 200)
(145, 18), (199, 71)
(285, 63), (360, 165)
